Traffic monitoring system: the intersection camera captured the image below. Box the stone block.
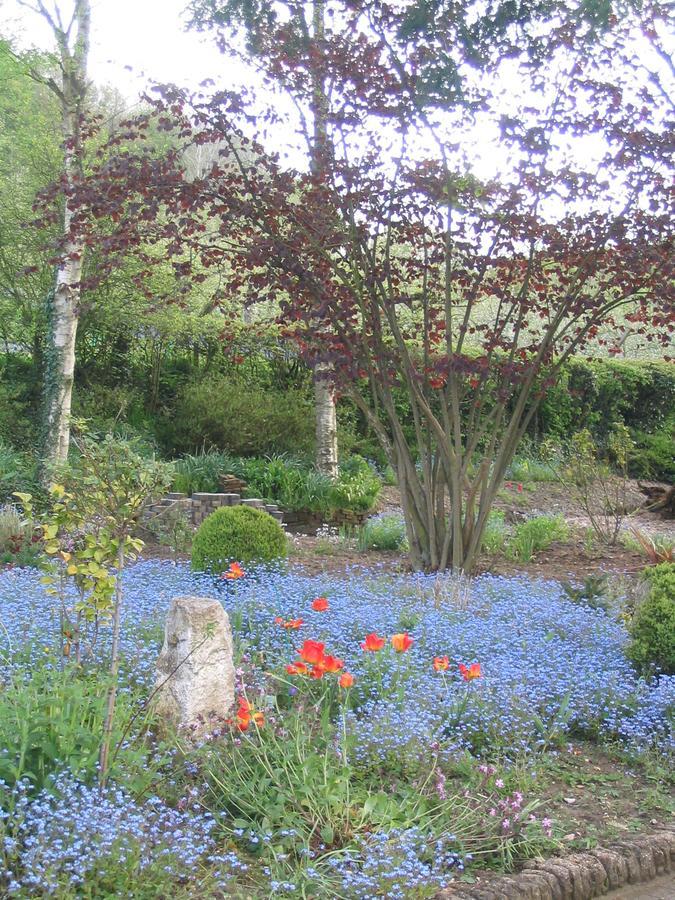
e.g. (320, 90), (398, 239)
(154, 596), (235, 728)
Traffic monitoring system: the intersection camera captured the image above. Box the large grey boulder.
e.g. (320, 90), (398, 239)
(154, 596), (235, 727)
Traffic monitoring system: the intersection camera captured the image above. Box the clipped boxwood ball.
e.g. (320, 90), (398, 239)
(191, 505), (287, 573)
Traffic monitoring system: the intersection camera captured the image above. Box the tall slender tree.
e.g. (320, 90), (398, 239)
(16, 0), (91, 466)
(189, 0), (339, 478)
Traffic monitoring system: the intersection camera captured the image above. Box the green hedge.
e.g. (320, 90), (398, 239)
(531, 359), (674, 481)
(536, 359), (674, 440)
(156, 377), (316, 457)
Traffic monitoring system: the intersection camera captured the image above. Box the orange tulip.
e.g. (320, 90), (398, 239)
(433, 655), (450, 671)
(276, 617), (304, 629)
(322, 654), (344, 673)
(339, 672), (355, 688)
(298, 639), (326, 665)
(361, 633), (385, 652)
(222, 561), (245, 580)
(286, 662), (309, 676)
(391, 632), (413, 652)
(234, 697), (264, 730)
(311, 596), (330, 611)
(459, 662), (481, 682)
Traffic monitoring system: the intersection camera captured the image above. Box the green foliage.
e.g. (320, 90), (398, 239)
(240, 454), (332, 513)
(627, 563), (675, 675)
(173, 448), (232, 495)
(505, 515), (569, 562)
(357, 514), (407, 551)
(536, 360), (675, 442)
(560, 575), (612, 613)
(173, 450), (381, 516)
(0, 666), (128, 791)
(628, 424), (675, 482)
(480, 509), (509, 555)
(0, 442), (39, 504)
(30, 435), (173, 642)
(507, 447), (559, 484)
(622, 530), (674, 565)
(328, 457), (381, 513)
(543, 426), (632, 545)
(0, 502), (41, 567)
(159, 377), (315, 457)
(145, 504), (194, 554)
(191, 505), (287, 572)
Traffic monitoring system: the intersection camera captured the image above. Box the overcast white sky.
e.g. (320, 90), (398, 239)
(2, 0), (245, 104)
(2, 1), (672, 189)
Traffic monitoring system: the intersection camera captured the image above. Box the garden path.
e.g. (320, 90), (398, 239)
(611, 873), (675, 898)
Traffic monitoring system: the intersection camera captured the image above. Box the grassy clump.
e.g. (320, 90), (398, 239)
(506, 515), (570, 562)
(480, 512), (569, 562)
(357, 514), (407, 551)
(191, 505), (287, 573)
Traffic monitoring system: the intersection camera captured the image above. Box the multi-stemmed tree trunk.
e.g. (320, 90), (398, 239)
(58, 1), (674, 570)
(18, 0), (90, 467)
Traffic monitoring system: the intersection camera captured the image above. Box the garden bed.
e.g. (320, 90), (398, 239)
(0, 559), (672, 897)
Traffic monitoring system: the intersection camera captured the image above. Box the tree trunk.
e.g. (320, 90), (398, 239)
(311, 0), (339, 478)
(314, 366), (338, 479)
(45, 250), (81, 463)
(29, 0), (91, 469)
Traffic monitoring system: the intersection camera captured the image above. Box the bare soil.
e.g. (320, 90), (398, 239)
(285, 480), (673, 581)
(142, 479), (673, 582)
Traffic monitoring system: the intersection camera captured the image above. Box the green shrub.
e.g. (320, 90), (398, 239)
(627, 563), (675, 675)
(191, 505), (287, 572)
(628, 425), (675, 482)
(531, 359), (675, 445)
(357, 514), (407, 551)
(240, 455), (332, 513)
(173, 448), (234, 494)
(506, 515), (569, 562)
(0, 502), (41, 567)
(158, 377), (315, 457)
(0, 442), (39, 503)
(507, 451), (558, 483)
(0, 666), (129, 791)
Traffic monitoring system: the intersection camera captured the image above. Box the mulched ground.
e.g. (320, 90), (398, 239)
(142, 479), (673, 581)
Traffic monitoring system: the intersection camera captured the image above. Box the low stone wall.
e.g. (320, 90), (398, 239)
(436, 830), (675, 899)
(144, 492), (284, 528)
(282, 507), (370, 534)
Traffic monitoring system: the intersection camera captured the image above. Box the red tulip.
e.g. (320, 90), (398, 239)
(361, 633), (386, 652)
(322, 654), (344, 673)
(222, 561), (245, 580)
(433, 655), (450, 671)
(311, 597), (330, 611)
(286, 662), (309, 676)
(233, 697), (264, 730)
(339, 672), (355, 688)
(276, 617), (304, 629)
(298, 639), (326, 665)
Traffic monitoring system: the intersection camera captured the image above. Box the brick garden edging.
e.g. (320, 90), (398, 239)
(437, 830), (675, 899)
